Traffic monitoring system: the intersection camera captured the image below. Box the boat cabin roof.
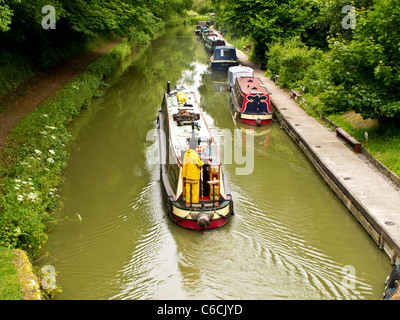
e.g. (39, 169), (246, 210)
(206, 37), (225, 48)
(203, 30), (216, 36)
(207, 36), (225, 43)
(227, 66), (254, 88)
(236, 76), (269, 96)
(165, 88), (220, 165)
(213, 46), (237, 61)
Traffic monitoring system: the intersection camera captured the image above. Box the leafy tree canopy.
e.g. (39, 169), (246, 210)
(322, 0), (400, 121)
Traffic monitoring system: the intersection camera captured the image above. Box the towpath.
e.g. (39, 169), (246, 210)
(212, 28), (400, 264)
(0, 38), (122, 150)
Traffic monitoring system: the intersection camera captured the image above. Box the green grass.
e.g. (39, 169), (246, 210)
(328, 113), (400, 177)
(0, 247), (23, 300)
(221, 30), (252, 53)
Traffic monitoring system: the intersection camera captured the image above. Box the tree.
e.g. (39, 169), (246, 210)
(321, 0), (400, 121)
(214, 0), (316, 61)
(0, 0), (13, 32)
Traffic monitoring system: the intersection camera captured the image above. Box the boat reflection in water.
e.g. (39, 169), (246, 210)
(157, 82), (234, 230)
(235, 121), (273, 153)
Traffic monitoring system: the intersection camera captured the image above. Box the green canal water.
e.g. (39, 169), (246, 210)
(37, 26), (391, 300)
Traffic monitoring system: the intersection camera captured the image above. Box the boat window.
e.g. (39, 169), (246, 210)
(234, 85), (244, 108)
(221, 49), (230, 57)
(238, 94), (244, 108)
(167, 163), (180, 194)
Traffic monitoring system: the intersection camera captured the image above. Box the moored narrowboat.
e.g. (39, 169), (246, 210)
(205, 36), (226, 52)
(196, 21), (208, 35)
(195, 25), (202, 34)
(229, 76), (272, 125)
(227, 65), (254, 91)
(199, 26), (209, 37)
(157, 82), (234, 230)
(202, 30), (217, 42)
(210, 46), (239, 71)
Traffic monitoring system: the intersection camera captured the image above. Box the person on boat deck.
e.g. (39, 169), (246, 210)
(182, 140), (204, 205)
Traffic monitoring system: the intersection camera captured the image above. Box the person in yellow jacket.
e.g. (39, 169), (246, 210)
(182, 146), (204, 205)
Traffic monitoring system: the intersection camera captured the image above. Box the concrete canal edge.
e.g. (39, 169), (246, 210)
(212, 26), (400, 269)
(268, 86), (400, 300)
(271, 102), (400, 265)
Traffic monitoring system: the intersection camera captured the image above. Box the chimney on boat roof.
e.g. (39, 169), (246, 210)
(167, 81), (171, 94)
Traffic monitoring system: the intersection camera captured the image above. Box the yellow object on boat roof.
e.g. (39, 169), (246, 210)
(177, 92), (187, 103)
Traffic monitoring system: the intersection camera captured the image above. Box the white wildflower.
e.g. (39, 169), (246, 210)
(48, 150), (55, 155)
(17, 195), (24, 201)
(14, 179), (21, 183)
(43, 114), (48, 117)
(27, 192), (37, 200)
(47, 158), (54, 163)
(14, 186), (20, 190)
(22, 181), (27, 185)
(45, 126), (57, 130)
(51, 135), (56, 140)
(34, 149), (42, 155)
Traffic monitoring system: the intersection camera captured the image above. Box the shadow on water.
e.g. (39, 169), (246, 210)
(37, 25), (391, 300)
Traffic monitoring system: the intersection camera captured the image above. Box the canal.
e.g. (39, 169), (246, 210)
(37, 26), (391, 299)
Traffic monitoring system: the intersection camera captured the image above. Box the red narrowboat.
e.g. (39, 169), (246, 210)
(229, 76), (272, 126)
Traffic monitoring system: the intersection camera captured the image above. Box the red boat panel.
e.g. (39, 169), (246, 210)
(170, 213), (230, 230)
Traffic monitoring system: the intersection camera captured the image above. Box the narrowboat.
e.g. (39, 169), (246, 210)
(202, 30), (217, 42)
(229, 76), (272, 125)
(227, 65), (254, 91)
(196, 21), (208, 35)
(210, 46), (239, 71)
(195, 25), (202, 35)
(205, 36), (226, 52)
(199, 27), (209, 37)
(157, 82), (234, 230)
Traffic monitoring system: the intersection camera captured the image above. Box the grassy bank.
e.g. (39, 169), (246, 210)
(0, 247), (23, 300)
(0, 38), (140, 259)
(0, 37), (150, 299)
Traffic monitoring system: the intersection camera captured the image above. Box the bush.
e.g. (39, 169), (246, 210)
(266, 37), (323, 91)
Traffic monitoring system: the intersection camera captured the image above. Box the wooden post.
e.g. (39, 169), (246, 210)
(207, 180), (219, 210)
